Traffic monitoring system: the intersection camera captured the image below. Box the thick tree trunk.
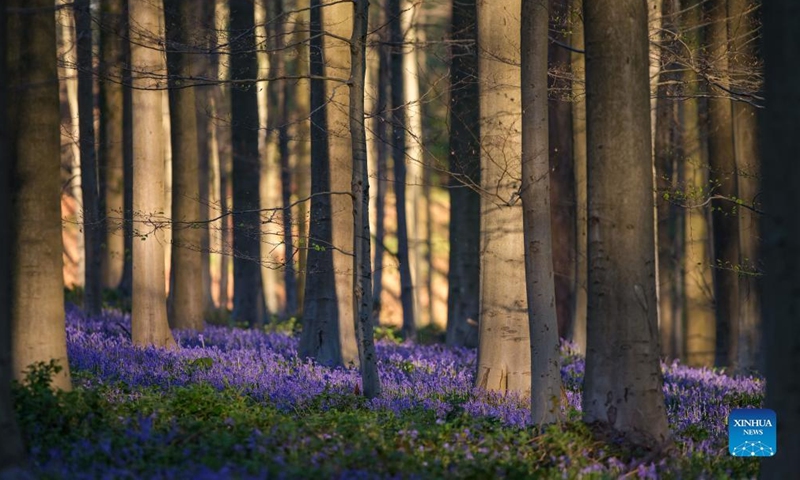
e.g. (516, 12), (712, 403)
(166, 0), (204, 331)
(8, 0), (72, 389)
(230, 0), (266, 327)
(475, 0), (529, 395)
(76, 0), (102, 316)
(760, 3), (800, 476)
(582, 0), (670, 449)
(569, 0), (587, 354)
(705, 0), (740, 369)
(99, 0), (126, 290)
(351, 0), (381, 398)
(548, 0), (577, 340)
(388, 0), (416, 341)
(299, 0), (359, 368)
(129, 0), (177, 348)
(521, 0), (563, 426)
(728, 0), (760, 372)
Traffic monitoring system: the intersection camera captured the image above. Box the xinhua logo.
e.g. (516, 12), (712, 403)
(728, 408), (776, 457)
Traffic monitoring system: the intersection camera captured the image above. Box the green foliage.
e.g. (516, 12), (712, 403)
(373, 325), (402, 344)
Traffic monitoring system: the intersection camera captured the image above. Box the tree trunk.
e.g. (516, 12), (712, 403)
(705, 0), (740, 369)
(728, 0), (760, 372)
(129, 0), (177, 348)
(582, 0), (670, 449)
(8, 0), (72, 389)
(99, 0), (126, 291)
(475, 0), (529, 395)
(299, 0), (359, 368)
(351, 0), (381, 398)
(119, 22), (134, 302)
(230, 0), (266, 327)
(76, 0), (102, 316)
(165, 0), (204, 331)
(760, 3), (800, 476)
(521, 0), (563, 426)
(388, 0), (416, 342)
(548, 0), (576, 340)
(569, 0), (587, 354)
(682, 0), (715, 367)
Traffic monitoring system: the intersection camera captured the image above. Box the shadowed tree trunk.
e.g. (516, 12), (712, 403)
(370, 15), (389, 325)
(581, 0), (670, 449)
(705, 0), (740, 369)
(129, 0), (177, 348)
(521, 0), (563, 426)
(475, 0), (530, 395)
(76, 0), (102, 316)
(760, 3), (800, 476)
(299, 0), (359, 368)
(119, 20), (134, 302)
(446, 0), (481, 348)
(99, 0), (126, 290)
(166, 0), (204, 331)
(8, 0), (72, 390)
(230, 0), (266, 327)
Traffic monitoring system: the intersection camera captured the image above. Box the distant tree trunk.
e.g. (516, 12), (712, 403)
(99, 0), (126, 290)
(299, 0), (359, 368)
(521, 0), (563, 426)
(569, 0), (587, 354)
(129, 0), (177, 348)
(1, 4), (32, 472)
(760, 3), (800, 476)
(682, 0), (714, 367)
(654, 0), (683, 359)
(351, 0), (381, 398)
(388, 0), (416, 341)
(475, 0), (529, 395)
(445, 0), (482, 348)
(76, 0), (102, 316)
(370, 21), (389, 324)
(705, 0), (740, 369)
(728, 0), (760, 372)
(8, 0), (72, 389)
(582, 0), (670, 449)
(548, 0), (576, 339)
(230, 0), (266, 327)
(119, 24), (134, 302)
(165, 0), (204, 331)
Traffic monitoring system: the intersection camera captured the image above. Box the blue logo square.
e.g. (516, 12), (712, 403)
(728, 408), (776, 457)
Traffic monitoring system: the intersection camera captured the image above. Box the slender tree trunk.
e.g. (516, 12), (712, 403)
(760, 3), (800, 476)
(8, 0), (72, 389)
(475, 0), (529, 395)
(682, 0), (715, 367)
(119, 22), (134, 302)
(705, 0), (740, 369)
(351, 0), (381, 398)
(569, 0), (587, 354)
(165, 0), (204, 331)
(388, 0), (416, 341)
(299, 0), (359, 368)
(548, 0), (576, 340)
(99, 0), (126, 290)
(728, 0), (760, 372)
(521, 0), (563, 426)
(582, 0), (670, 449)
(129, 0), (177, 348)
(230, 0), (266, 327)
(215, 0), (231, 313)
(76, 0), (102, 316)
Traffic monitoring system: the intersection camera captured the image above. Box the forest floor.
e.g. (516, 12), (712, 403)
(14, 304), (762, 479)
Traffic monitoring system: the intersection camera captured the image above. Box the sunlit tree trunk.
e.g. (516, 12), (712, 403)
(165, 0), (204, 331)
(475, 0), (529, 395)
(582, 0), (669, 449)
(728, 0), (760, 372)
(99, 0), (126, 290)
(760, 3), (800, 476)
(8, 0), (72, 389)
(705, 0), (739, 369)
(521, 0), (562, 426)
(129, 0), (177, 348)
